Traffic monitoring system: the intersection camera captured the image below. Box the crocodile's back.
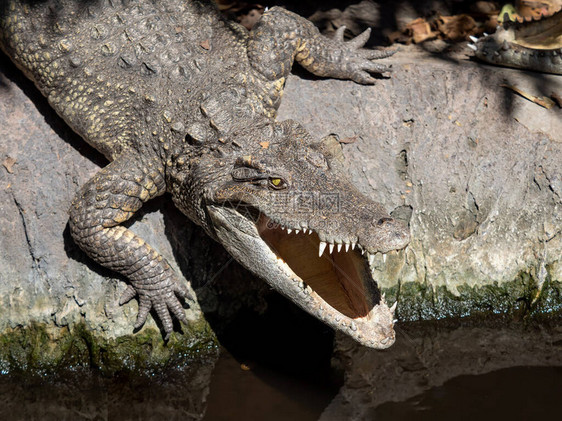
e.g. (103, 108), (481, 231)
(0, 0), (251, 159)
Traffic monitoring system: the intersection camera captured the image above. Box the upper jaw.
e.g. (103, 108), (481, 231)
(206, 204), (400, 349)
(265, 210), (410, 264)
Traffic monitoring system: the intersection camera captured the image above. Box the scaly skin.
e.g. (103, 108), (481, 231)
(0, 0), (409, 347)
(470, 4), (562, 74)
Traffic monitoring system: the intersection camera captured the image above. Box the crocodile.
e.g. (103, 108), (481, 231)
(468, 2), (562, 74)
(0, 0), (410, 349)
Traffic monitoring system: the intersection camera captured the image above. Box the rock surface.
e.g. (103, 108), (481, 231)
(1, 42), (561, 369)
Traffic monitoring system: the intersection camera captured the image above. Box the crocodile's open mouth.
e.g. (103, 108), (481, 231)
(254, 214), (396, 349)
(257, 214), (372, 320)
(207, 205), (396, 348)
(469, 6), (562, 75)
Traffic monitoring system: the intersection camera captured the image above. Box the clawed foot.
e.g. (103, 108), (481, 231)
(332, 26), (396, 84)
(119, 278), (194, 340)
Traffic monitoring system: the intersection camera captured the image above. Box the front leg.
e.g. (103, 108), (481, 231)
(69, 153), (192, 339)
(248, 7), (395, 84)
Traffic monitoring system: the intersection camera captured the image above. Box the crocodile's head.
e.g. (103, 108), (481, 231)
(174, 120), (410, 349)
(469, 4), (562, 74)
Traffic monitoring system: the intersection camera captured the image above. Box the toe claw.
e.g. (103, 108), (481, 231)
(170, 301), (189, 325)
(348, 27), (372, 49)
(168, 292), (189, 325)
(175, 282), (195, 302)
(334, 25), (346, 42)
(353, 71), (376, 84)
(134, 297), (151, 329)
(119, 284), (137, 305)
(154, 301), (174, 338)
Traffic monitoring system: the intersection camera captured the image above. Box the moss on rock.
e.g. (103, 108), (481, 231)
(385, 270), (562, 323)
(0, 318), (218, 376)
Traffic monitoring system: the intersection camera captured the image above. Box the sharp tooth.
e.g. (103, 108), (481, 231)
(329, 243), (334, 254)
(469, 35), (478, 43)
(319, 241), (327, 257)
(383, 253), (387, 262)
(368, 253), (375, 265)
(287, 228), (292, 234)
(483, 32), (489, 37)
(362, 249), (365, 255)
(302, 228), (307, 234)
(468, 43), (477, 51)
(281, 225), (285, 230)
(390, 301), (397, 314)
(295, 229), (300, 234)
(309, 230), (313, 235)
(351, 242), (356, 250)
(345, 243), (350, 252)
(337, 243), (342, 253)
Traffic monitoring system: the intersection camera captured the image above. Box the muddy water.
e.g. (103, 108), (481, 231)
(0, 360), (217, 421)
(204, 362), (562, 420)
(0, 354), (560, 420)
(204, 355), (562, 421)
(373, 366), (562, 420)
(203, 350), (339, 421)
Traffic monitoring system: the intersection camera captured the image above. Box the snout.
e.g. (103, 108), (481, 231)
(369, 216), (410, 252)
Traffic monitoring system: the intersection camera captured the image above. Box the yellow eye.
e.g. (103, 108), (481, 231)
(269, 177), (287, 189)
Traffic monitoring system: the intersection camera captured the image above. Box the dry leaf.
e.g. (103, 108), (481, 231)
(436, 14), (477, 41)
(406, 18), (438, 44)
(501, 84), (556, 109)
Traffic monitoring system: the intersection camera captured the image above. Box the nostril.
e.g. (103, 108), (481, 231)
(376, 217), (393, 226)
